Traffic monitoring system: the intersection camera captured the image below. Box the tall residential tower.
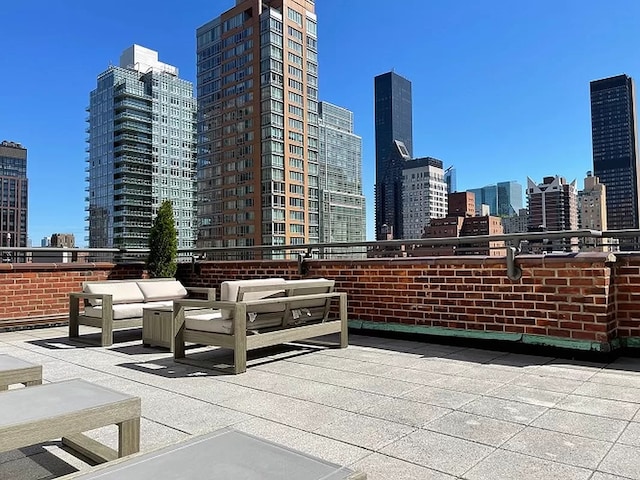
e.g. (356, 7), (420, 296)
(374, 71), (413, 240)
(527, 175), (578, 252)
(318, 101), (365, 244)
(86, 45), (197, 249)
(196, 0), (319, 249)
(0, 141), (28, 249)
(590, 74), (640, 239)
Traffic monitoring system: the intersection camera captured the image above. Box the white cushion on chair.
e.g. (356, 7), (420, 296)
(220, 278), (286, 302)
(137, 280), (188, 302)
(84, 282), (144, 306)
(85, 303), (145, 319)
(220, 278), (286, 320)
(184, 311), (229, 334)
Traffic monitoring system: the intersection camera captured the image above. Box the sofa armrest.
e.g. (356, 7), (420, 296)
(185, 287), (216, 301)
(70, 292), (113, 302)
(69, 292), (115, 310)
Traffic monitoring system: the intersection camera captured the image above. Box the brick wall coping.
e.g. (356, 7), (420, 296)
(0, 263), (117, 272)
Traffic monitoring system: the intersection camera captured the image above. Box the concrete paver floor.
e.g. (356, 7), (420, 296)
(1, 326), (639, 480)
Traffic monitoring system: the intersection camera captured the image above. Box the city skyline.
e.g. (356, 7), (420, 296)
(2, 0), (639, 244)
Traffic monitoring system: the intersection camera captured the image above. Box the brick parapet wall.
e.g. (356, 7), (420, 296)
(0, 252), (635, 352)
(613, 254), (640, 340)
(0, 262), (146, 327)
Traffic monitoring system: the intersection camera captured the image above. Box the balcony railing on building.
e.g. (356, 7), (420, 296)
(1, 229), (637, 267)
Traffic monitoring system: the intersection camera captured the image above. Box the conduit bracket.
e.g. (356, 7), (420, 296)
(506, 245), (522, 281)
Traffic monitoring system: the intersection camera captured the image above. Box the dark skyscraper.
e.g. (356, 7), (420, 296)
(0, 141), (28, 251)
(374, 71), (413, 240)
(590, 74), (640, 237)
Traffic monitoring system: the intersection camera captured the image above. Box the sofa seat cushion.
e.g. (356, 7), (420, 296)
(184, 309), (283, 334)
(184, 310), (227, 333)
(143, 300), (174, 310)
(220, 278), (286, 320)
(138, 280), (187, 302)
(84, 282), (145, 306)
(85, 303), (146, 320)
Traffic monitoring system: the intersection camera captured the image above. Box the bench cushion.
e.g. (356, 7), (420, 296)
(284, 279), (335, 325)
(84, 301), (174, 320)
(84, 282), (144, 306)
(184, 311), (229, 334)
(137, 280), (187, 302)
(220, 278), (287, 320)
(85, 303), (145, 320)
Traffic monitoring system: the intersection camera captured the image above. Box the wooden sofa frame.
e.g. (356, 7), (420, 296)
(69, 278), (215, 347)
(173, 280), (348, 374)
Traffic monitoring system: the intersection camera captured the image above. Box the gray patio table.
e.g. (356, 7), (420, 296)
(0, 354), (42, 390)
(60, 427), (366, 479)
(0, 378), (140, 463)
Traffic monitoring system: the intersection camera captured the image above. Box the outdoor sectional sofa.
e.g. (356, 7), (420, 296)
(69, 278), (214, 347)
(173, 278), (348, 373)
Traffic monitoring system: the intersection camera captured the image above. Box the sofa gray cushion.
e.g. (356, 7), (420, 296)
(84, 282), (145, 306)
(137, 280), (187, 302)
(220, 278), (286, 320)
(85, 303), (145, 320)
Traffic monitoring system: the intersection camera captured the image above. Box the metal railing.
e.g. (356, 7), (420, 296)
(1, 229), (636, 274)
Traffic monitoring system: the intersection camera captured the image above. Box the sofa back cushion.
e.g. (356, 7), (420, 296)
(220, 278), (286, 322)
(137, 279), (188, 302)
(84, 281), (144, 306)
(284, 279), (335, 324)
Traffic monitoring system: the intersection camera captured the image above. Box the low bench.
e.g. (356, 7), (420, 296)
(0, 354), (42, 390)
(174, 278), (348, 373)
(59, 427), (366, 479)
(0, 378), (141, 464)
(69, 279), (214, 347)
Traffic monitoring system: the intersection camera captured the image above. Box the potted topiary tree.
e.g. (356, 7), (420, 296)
(147, 200), (177, 278)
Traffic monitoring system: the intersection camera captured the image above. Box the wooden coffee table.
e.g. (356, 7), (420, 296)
(0, 354), (42, 390)
(0, 378), (140, 463)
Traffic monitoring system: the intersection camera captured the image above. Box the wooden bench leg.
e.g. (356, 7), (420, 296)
(173, 305), (186, 359)
(101, 324), (114, 347)
(233, 304), (247, 374)
(118, 417), (140, 457)
(69, 296), (80, 339)
(339, 293), (348, 349)
(101, 297), (114, 347)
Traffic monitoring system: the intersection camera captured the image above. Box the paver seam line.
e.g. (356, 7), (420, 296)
(418, 407), (528, 448)
(591, 408), (639, 476)
(586, 470), (635, 480)
(460, 446), (595, 479)
(498, 425), (614, 470)
(350, 449), (470, 480)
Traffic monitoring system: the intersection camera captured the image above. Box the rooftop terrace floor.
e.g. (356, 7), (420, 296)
(1, 326), (640, 479)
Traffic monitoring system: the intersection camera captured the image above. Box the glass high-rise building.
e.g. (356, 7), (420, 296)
(0, 141), (28, 249)
(196, 0), (319, 250)
(318, 101), (365, 245)
(590, 74), (640, 236)
(468, 181), (523, 217)
(374, 71), (413, 240)
(444, 166), (457, 194)
(86, 45), (197, 250)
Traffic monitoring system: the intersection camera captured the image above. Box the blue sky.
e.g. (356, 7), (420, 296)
(1, 0), (639, 245)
